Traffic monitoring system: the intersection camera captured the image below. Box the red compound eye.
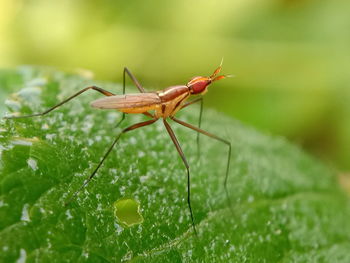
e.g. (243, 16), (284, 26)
(188, 77), (211, 94)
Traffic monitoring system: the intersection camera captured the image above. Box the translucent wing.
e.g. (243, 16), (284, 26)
(90, 93), (161, 109)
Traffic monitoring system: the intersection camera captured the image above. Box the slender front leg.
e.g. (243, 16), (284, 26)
(179, 97), (204, 157)
(180, 97), (202, 110)
(171, 117), (233, 214)
(163, 119), (197, 235)
(4, 86), (115, 119)
(65, 118), (158, 205)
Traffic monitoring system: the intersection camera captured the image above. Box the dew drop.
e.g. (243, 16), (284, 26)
(65, 209), (73, 220)
(27, 158), (38, 171)
(21, 204), (30, 221)
(5, 99), (21, 111)
(16, 248), (27, 263)
(17, 87), (42, 102)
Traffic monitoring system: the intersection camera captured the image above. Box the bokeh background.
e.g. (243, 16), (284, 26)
(0, 0), (349, 171)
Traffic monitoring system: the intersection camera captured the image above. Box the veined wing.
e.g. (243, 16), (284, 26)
(90, 93), (161, 109)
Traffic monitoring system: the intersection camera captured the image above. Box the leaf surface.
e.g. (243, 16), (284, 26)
(0, 67), (350, 262)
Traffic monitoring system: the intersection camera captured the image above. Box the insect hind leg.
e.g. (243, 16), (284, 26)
(163, 119), (197, 235)
(170, 116), (234, 215)
(4, 86), (115, 120)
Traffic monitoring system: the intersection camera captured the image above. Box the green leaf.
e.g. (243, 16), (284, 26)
(1, 67), (350, 262)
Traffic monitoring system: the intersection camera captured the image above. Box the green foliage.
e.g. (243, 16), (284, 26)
(0, 68), (350, 262)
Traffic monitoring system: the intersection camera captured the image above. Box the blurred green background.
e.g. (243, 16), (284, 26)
(0, 0), (349, 170)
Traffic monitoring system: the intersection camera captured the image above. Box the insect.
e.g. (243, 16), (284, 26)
(4, 62), (232, 234)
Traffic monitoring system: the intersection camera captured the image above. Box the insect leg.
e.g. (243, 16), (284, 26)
(142, 112), (155, 118)
(170, 117), (233, 214)
(180, 97), (202, 110)
(65, 118), (158, 206)
(115, 67), (146, 128)
(163, 119), (197, 235)
(180, 97), (204, 157)
(123, 67), (146, 93)
(4, 86), (115, 119)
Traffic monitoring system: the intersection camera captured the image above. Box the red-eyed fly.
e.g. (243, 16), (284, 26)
(4, 62), (232, 235)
